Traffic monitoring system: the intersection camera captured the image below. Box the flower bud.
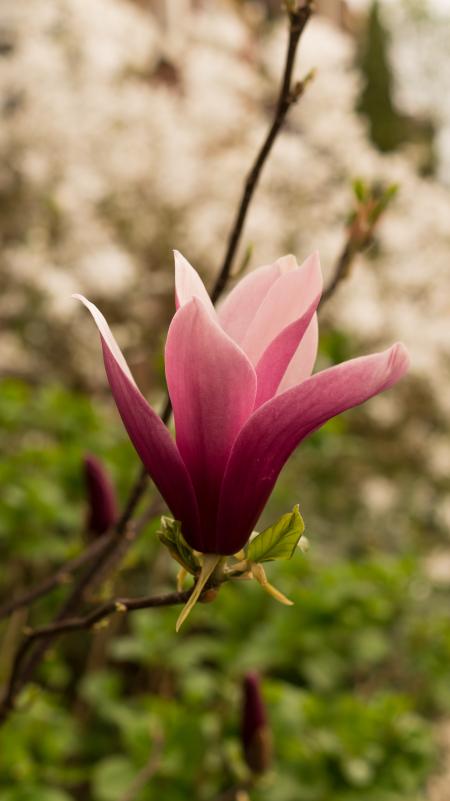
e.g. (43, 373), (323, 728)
(83, 453), (118, 537)
(241, 672), (272, 774)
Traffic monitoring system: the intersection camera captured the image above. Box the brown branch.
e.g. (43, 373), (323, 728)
(17, 589), (194, 641)
(211, 1), (314, 303)
(0, 501), (159, 721)
(321, 181), (398, 307)
(0, 532), (114, 621)
(320, 238), (357, 307)
(0, 579), (217, 723)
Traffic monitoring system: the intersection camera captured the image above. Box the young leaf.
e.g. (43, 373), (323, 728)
(157, 516), (200, 575)
(247, 505), (304, 563)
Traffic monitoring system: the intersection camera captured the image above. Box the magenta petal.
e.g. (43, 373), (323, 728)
(216, 344), (410, 553)
(73, 295), (201, 548)
(165, 298), (257, 552)
(254, 295), (320, 408)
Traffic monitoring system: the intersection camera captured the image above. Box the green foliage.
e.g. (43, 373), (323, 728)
(0, 378), (448, 799)
(0, 379), (136, 567)
(357, 0), (435, 170)
(357, 1), (407, 152)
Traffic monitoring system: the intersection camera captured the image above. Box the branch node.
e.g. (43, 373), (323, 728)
(92, 618), (110, 631)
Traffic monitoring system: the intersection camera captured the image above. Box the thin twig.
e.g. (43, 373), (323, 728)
(211, 1), (314, 303)
(118, 732), (165, 801)
(0, 580), (218, 723)
(16, 589), (195, 641)
(0, 500), (160, 721)
(321, 181), (398, 306)
(320, 239), (356, 307)
(0, 532), (114, 621)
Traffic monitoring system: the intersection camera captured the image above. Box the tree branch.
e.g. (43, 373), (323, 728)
(321, 180), (398, 307)
(0, 501), (160, 721)
(0, 578), (218, 723)
(320, 238), (357, 307)
(0, 532), (114, 621)
(211, 1), (314, 303)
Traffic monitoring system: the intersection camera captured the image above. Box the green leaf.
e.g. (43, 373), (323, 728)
(352, 177), (367, 202)
(157, 516), (200, 575)
(92, 755), (136, 801)
(246, 505), (305, 563)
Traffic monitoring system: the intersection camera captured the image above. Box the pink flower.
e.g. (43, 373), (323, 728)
(83, 453), (118, 537)
(74, 251), (409, 555)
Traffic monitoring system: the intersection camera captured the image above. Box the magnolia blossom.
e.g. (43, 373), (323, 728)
(83, 453), (118, 537)
(241, 672), (272, 775)
(75, 251), (408, 555)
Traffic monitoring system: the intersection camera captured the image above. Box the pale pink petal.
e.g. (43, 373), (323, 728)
(174, 250), (215, 315)
(217, 257), (294, 345)
(216, 344), (410, 553)
(165, 298), (257, 550)
(254, 297), (319, 408)
(277, 313), (319, 393)
(73, 295), (136, 385)
(73, 295), (201, 549)
(240, 252), (323, 364)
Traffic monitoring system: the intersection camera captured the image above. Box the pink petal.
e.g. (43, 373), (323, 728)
(277, 313), (319, 393)
(174, 250), (215, 315)
(165, 298), (257, 551)
(216, 344), (410, 554)
(240, 252), (323, 365)
(73, 295), (201, 549)
(254, 296), (319, 408)
(217, 260), (288, 345)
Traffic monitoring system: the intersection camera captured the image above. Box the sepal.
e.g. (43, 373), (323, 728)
(157, 516), (200, 576)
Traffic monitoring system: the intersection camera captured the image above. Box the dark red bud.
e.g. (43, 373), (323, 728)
(241, 672), (272, 774)
(84, 453), (118, 537)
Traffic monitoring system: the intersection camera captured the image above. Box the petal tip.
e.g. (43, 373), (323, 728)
(276, 254), (298, 274)
(389, 342), (410, 375)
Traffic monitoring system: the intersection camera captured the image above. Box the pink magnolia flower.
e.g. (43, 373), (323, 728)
(75, 251), (409, 556)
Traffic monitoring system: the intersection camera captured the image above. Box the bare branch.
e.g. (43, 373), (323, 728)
(0, 578), (220, 723)
(321, 180), (398, 307)
(320, 238), (357, 307)
(0, 532), (114, 621)
(211, 1), (314, 303)
(0, 500), (160, 721)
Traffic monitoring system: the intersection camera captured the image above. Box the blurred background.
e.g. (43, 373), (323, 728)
(1, 0), (450, 799)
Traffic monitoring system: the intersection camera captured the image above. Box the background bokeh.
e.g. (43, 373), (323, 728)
(1, 1), (450, 799)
